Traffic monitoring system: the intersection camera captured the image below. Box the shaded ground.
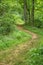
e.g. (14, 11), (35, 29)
(0, 26), (38, 65)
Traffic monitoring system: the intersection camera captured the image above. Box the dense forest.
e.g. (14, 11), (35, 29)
(0, 0), (43, 65)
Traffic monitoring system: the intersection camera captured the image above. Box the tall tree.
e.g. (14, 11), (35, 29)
(27, 8), (30, 24)
(31, 0), (34, 26)
(27, 0), (31, 25)
(24, 0), (27, 24)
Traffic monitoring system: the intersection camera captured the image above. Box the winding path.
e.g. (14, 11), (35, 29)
(13, 26), (38, 56)
(0, 26), (38, 65)
(0, 26), (38, 54)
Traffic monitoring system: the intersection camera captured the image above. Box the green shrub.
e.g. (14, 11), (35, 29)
(27, 47), (43, 65)
(0, 3), (10, 16)
(13, 14), (25, 25)
(0, 21), (10, 35)
(0, 2), (15, 35)
(34, 19), (43, 28)
(0, 14), (15, 35)
(34, 19), (42, 28)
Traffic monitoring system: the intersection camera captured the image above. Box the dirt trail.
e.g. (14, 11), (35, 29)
(14, 26), (38, 56)
(0, 26), (38, 65)
(0, 26), (38, 54)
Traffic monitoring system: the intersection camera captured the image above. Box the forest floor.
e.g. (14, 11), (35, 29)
(0, 26), (38, 65)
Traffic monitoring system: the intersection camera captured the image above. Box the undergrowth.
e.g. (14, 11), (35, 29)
(0, 28), (32, 51)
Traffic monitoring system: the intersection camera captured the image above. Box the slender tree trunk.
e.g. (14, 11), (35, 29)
(28, 8), (31, 24)
(24, 0), (27, 24)
(26, 0), (31, 25)
(31, 0), (34, 26)
(29, 9), (30, 23)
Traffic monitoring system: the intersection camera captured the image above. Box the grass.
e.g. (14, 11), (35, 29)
(0, 28), (32, 51)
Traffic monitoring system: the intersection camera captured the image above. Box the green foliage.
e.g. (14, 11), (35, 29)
(0, 3), (10, 16)
(13, 14), (25, 25)
(0, 0), (43, 28)
(0, 21), (10, 35)
(26, 47), (43, 65)
(34, 19), (42, 28)
(0, 0), (43, 65)
(0, 14), (15, 35)
(0, 0), (15, 35)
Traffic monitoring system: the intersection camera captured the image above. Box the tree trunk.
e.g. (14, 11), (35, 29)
(24, 0), (27, 24)
(27, 0), (31, 25)
(31, 0), (34, 26)
(27, 8), (31, 25)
